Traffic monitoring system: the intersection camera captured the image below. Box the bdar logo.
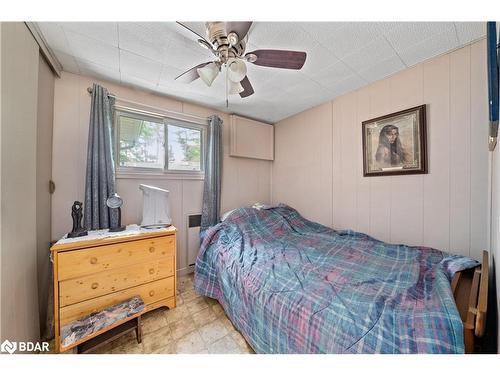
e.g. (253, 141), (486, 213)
(1, 340), (17, 354)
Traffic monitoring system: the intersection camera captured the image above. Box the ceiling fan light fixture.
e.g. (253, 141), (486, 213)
(228, 80), (244, 95)
(227, 59), (247, 82)
(197, 62), (219, 86)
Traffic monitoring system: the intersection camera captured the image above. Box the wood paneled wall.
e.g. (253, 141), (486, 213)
(273, 40), (488, 260)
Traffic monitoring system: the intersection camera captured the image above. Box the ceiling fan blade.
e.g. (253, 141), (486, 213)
(175, 62), (211, 83)
(176, 21), (216, 54)
(239, 76), (254, 98)
(247, 50), (307, 70)
(225, 22), (253, 40)
(176, 21), (208, 42)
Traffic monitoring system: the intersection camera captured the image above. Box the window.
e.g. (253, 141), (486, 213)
(116, 110), (204, 176)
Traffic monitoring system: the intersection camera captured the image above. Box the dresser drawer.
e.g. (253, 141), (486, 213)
(58, 235), (175, 280)
(59, 256), (175, 307)
(59, 276), (175, 326)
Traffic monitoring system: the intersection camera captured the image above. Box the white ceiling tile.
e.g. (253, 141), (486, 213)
(319, 23), (387, 59)
(283, 77), (331, 97)
(37, 23), (71, 53)
(300, 43), (340, 77)
(385, 22), (455, 52)
(76, 58), (120, 83)
(399, 30), (459, 67)
(53, 49), (80, 74)
(118, 23), (170, 63)
(60, 22), (119, 46)
(158, 65), (185, 87)
(357, 55), (406, 83)
(119, 50), (163, 84)
(328, 74), (367, 97)
(342, 37), (399, 72)
(308, 60), (355, 89)
(247, 22), (294, 48)
(299, 22), (350, 45)
(65, 30), (119, 69)
(454, 22), (486, 44)
(120, 74), (159, 93)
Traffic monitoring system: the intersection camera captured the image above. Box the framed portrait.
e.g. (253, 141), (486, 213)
(362, 105), (427, 177)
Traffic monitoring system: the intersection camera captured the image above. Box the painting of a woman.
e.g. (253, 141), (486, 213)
(362, 105), (427, 176)
(375, 124), (409, 168)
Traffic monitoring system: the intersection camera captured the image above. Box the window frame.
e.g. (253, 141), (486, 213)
(114, 109), (206, 179)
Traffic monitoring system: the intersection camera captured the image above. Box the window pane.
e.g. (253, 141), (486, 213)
(118, 115), (164, 169)
(167, 124), (202, 171)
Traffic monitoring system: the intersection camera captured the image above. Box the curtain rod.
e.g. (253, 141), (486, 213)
(86, 86), (209, 124)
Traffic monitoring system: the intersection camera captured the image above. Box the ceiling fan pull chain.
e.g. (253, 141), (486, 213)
(226, 66), (229, 108)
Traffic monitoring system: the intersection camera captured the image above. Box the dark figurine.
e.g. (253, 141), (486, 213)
(107, 193), (126, 232)
(67, 201), (88, 238)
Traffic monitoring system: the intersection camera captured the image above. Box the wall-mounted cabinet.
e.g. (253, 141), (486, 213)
(229, 115), (274, 161)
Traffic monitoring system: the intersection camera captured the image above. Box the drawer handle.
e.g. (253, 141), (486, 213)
(91, 282), (99, 290)
(149, 268), (155, 275)
(149, 247), (155, 253)
(149, 290), (155, 297)
(90, 257), (98, 264)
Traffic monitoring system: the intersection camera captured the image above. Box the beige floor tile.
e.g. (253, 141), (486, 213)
(185, 296), (210, 315)
(110, 331), (140, 349)
(218, 313), (237, 332)
(180, 288), (201, 303)
(142, 326), (173, 353)
(198, 320), (228, 344)
(191, 305), (218, 328)
(141, 308), (169, 335)
(165, 304), (190, 324)
(172, 330), (207, 354)
(208, 335), (242, 354)
(230, 331), (255, 353)
(169, 315), (197, 340)
(211, 303), (225, 317)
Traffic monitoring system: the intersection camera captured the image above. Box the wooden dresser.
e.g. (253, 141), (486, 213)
(50, 225), (177, 353)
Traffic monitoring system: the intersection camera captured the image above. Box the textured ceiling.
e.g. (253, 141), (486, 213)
(36, 22), (485, 123)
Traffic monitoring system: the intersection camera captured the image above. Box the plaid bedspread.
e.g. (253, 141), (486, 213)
(194, 205), (478, 354)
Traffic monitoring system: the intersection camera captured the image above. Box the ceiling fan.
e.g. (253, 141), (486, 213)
(174, 22), (307, 99)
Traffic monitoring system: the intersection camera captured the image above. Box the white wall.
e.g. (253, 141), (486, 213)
(273, 40), (489, 261)
(0, 22), (41, 343)
(52, 72), (272, 274)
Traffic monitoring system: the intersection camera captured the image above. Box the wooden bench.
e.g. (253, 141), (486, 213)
(60, 296), (145, 353)
(451, 250), (489, 354)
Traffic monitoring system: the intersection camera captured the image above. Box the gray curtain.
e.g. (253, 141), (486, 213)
(201, 115), (223, 231)
(84, 83), (118, 230)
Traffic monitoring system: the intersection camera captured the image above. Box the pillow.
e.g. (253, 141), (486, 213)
(220, 209), (237, 222)
(252, 202), (279, 210)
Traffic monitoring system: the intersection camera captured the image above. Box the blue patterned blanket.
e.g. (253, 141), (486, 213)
(194, 205), (478, 353)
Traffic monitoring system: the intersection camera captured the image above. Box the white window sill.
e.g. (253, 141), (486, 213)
(116, 171), (204, 180)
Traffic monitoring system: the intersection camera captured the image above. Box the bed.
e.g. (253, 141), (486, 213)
(194, 204), (487, 354)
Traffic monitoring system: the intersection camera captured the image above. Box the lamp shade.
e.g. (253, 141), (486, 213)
(227, 59), (247, 82)
(197, 62), (219, 86)
(228, 80), (244, 95)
